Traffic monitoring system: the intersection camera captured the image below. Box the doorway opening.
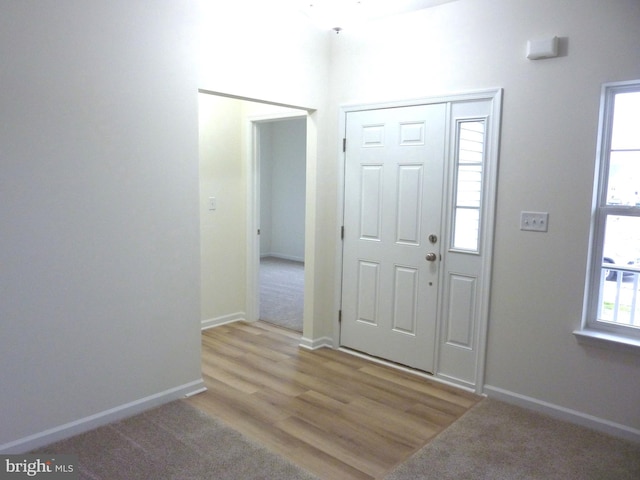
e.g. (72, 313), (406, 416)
(256, 117), (307, 332)
(198, 90), (312, 337)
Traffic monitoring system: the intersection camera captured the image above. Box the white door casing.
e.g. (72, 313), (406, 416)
(338, 91), (502, 391)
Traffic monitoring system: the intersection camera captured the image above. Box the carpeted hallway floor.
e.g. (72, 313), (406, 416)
(260, 256), (304, 332)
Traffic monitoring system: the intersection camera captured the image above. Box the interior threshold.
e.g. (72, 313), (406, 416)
(338, 346), (478, 394)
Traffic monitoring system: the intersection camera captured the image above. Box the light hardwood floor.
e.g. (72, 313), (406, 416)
(186, 321), (481, 480)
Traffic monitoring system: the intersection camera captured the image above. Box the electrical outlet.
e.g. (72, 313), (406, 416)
(520, 211), (549, 232)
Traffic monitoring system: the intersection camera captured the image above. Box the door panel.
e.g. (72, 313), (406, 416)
(444, 274), (476, 348)
(392, 266), (419, 334)
(396, 165), (423, 244)
(360, 166), (383, 239)
(356, 261), (380, 325)
(341, 104), (446, 373)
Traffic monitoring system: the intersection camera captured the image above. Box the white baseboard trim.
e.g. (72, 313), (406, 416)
(0, 379), (206, 454)
(483, 385), (640, 443)
(299, 336), (334, 350)
(201, 312), (245, 331)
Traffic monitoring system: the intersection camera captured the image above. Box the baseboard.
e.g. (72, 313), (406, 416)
(299, 336), (334, 350)
(483, 385), (640, 443)
(201, 312), (246, 330)
(0, 379), (207, 454)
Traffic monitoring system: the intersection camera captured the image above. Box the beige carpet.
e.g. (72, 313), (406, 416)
(260, 256), (304, 332)
(385, 398), (640, 480)
(34, 398), (640, 479)
(36, 400), (319, 480)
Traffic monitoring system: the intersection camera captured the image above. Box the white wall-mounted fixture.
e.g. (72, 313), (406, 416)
(520, 211), (549, 232)
(526, 36), (559, 60)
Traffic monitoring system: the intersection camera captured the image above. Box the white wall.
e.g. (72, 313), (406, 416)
(198, 0), (329, 110)
(328, 0), (640, 435)
(0, 1), (202, 452)
(199, 94), (246, 325)
(260, 119), (307, 261)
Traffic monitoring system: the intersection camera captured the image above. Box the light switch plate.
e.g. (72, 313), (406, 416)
(208, 197), (217, 211)
(520, 211), (549, 232)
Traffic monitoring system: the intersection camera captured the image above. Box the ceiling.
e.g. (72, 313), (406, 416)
(289, 0), (459, 28)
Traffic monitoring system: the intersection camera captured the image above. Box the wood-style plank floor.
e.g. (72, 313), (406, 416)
(185, 321), (481, 480)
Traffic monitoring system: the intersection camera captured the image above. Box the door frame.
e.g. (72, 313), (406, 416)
(334, 89), (502, 393)
(246, 111), (309, 329)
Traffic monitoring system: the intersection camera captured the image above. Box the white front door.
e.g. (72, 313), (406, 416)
(340, 103), (446, 373)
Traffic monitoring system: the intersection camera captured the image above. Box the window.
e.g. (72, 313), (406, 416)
(579, 80), (640, 349)
(451, 120), (485, 252)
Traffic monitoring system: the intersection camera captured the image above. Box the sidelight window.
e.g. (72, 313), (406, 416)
(451, 120), (485, 252)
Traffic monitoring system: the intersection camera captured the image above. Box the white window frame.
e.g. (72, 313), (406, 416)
(450, 118), (487, 254)
(576, 79), (640, 352)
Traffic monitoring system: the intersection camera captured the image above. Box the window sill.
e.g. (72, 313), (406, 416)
(573, 329), (640, 355)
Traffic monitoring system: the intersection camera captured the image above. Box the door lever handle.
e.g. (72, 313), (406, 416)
(425, 253), (438, 262)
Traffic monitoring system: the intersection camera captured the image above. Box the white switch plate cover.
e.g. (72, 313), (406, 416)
(208, 197), (217, 211)
(520, 211), (549, 232)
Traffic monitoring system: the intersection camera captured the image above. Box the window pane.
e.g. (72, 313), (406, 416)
(599, 268), (640, 327)
(603, 216), (640, 267)
(611, 92), (640, 150)
(452, 120), (484, 251)
(453, 208), (480, 251)
(599, 216), (640, 327)
(456, 165), (482, 207)
(607, 151), (640, 205)
(459, 122), (484, 164)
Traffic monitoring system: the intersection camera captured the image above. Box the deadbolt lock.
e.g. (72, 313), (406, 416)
(428, 234), (438, 244)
